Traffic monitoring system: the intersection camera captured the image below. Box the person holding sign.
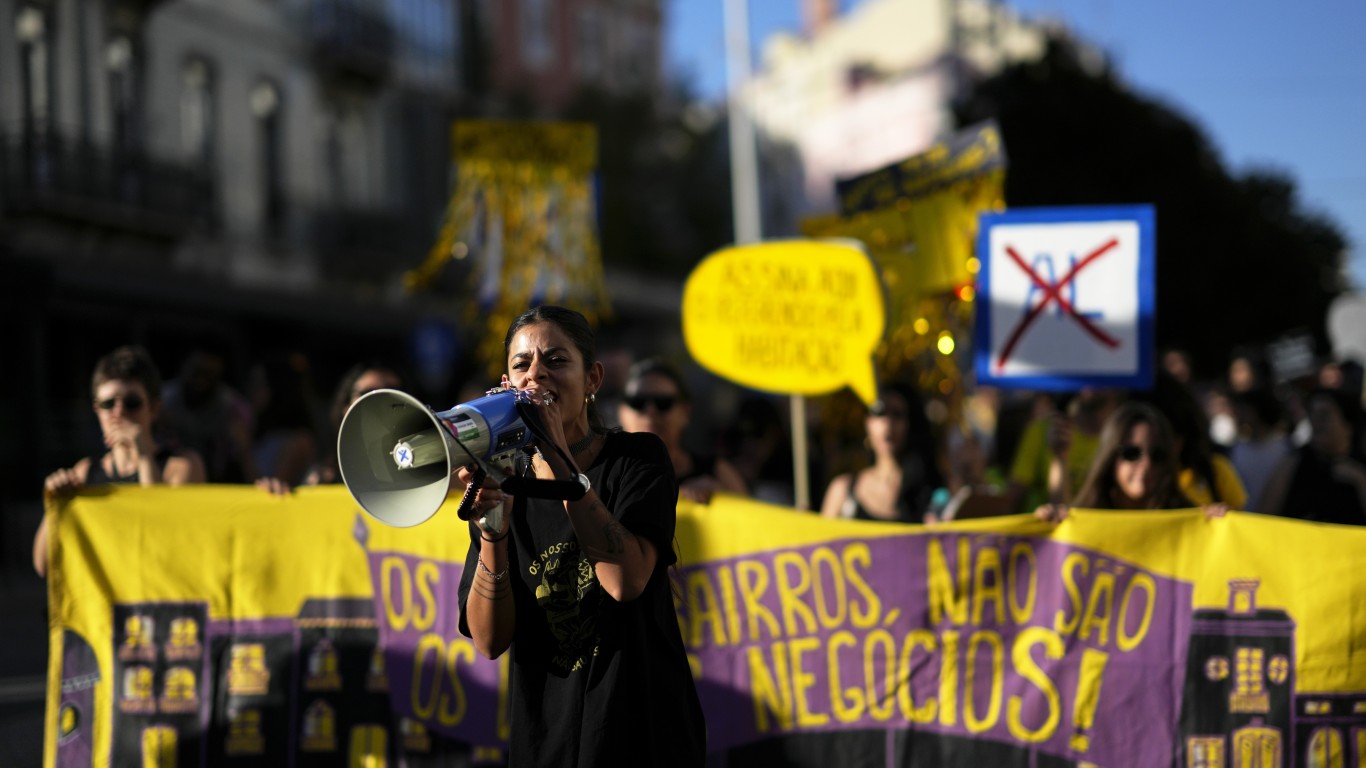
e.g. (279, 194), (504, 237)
(455, 306), (705, 767)
(618, 357), (747, 504)
(35, 346), (206, 576)
(1036, 402), (1216, 521)
(819, 383), (943, 523)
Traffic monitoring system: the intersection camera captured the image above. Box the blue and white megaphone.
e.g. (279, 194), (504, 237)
(337, 387), (535, 529)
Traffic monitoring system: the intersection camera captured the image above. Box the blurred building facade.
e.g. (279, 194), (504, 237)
(477, 0), (663, 111)
(744, 0), (1050, 224)
(0, 0), (667, 512)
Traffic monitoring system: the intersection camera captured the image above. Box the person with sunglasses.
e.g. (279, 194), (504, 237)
(35, 346), (205, 575)
(1036, 402), (1225, 521)
(618, 358), (747, 504)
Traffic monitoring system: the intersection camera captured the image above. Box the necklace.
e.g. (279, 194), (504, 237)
(569, 430), (598, 454)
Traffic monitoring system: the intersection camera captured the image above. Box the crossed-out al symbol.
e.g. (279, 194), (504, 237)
(995, 238), (1121, 371)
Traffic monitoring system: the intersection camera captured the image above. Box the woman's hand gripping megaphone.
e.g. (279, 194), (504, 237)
(456, 461), (514, 539)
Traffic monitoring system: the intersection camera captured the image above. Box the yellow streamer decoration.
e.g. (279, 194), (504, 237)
(406, 120), (611, 377)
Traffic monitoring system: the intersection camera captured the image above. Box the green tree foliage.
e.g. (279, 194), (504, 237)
(955, 35), (1348, 376)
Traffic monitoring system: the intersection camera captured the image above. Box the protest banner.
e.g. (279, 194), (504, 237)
(43, 487), (1366, 767)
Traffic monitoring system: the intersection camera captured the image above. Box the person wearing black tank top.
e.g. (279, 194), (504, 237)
(35, 346), (205, 576)
(820, 383), (942, 523)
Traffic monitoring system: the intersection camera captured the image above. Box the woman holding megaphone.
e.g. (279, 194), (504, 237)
(455, 305), (705, 767)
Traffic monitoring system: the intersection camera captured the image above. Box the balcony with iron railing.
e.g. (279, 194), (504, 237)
(307, 0), (396, 87)
(0, 128), (215, 238)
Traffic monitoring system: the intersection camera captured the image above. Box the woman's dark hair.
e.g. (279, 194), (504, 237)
(625, 357), (690, 402)
(504, 305), (607, 433)
(870, 381), (944, 517)
(1233, 388), (1283, 431)
(1306, 386), (1366, 463)
(329, 361), (404, 433)
(1074, 402), (1190, 510)
(1134, 370), (1221, 502)
(92, 345), (163, 402)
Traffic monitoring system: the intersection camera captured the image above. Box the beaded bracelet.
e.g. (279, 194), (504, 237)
(477, 556), (508, 582)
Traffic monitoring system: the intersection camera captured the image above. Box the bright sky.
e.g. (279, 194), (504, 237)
(666, 0), (1366, 291)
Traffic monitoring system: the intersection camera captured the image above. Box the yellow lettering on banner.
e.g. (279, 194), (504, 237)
(939, 630), (960, 727)
(414, 560), (439, 632)
(774, 552), (818, 636)
(1008, 627), (1063, 742)
(718, 565), (742, 645)
(685, 570), (727, 647)
(864, 630), (897, 721)
(1079, 569), (1116, 647)
(1071, 648), (1110, 752)
(964, 631), (1004, 734)
(844, 544), (881, 629)
(411, 634), (444, 719)
(1007, 543), (1038, 625)
(928, 538), (970, 625)
(789, 637), (829, 727)
(1054, 553), (1088, 636)
(438, 639), (474, 726)
(737, 561), (782, 642)
(897, 629), (937, 724)
(972, 546), (1005, 625)
(828, 632), (864, 723)
(810, 547), (847, 629)
(1117, 572), (1156, 652)
(382, 556), (412, 631)
(747, 643), (793, 732)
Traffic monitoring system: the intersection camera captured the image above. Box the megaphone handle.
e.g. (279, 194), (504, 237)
(455, 466), (488, 521)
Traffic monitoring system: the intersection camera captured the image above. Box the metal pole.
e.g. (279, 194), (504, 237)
(723, 0), (761, 245)
(722, 0), (809, 509)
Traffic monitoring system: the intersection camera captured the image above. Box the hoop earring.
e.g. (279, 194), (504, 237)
(586, 392), (597, 404)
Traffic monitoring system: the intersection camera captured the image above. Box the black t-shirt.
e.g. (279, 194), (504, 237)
(458, 431), (706, 767)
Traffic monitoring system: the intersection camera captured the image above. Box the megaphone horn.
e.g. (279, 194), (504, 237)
(337, 388), (532, 528)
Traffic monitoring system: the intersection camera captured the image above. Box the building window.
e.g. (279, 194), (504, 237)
(576, 7), (602, 81)
(250, 80), (286, 236)
(180, 57), (215, 170)
(320, 104), (366, 206)
(520, 0), (553, 69)
(106, 35), (141, 156)
(16, 5), (53, 137)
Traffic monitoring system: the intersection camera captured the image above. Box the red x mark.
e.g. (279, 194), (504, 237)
(996, 238), (1121, 371)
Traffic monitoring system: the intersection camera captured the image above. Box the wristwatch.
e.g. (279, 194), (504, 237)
(574, 472), (592, 494)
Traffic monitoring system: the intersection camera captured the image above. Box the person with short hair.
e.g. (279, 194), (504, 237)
(35, 346), (206, 576)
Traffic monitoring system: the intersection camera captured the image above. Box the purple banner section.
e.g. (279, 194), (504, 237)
(674, 532), (1195, 765)
(364, 551), (502, 745)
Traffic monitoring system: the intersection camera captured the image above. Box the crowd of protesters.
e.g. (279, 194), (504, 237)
(37, 336), (1366, 578)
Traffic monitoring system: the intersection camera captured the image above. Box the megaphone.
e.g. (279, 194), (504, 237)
(337, 387), (533, 529)
(337, 386), (591, 530)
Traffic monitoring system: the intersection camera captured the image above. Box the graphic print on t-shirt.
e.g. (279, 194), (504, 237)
(529, 538), (602, 673)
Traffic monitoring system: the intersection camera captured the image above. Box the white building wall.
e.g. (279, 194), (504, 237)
(742, 0), (1045, 220)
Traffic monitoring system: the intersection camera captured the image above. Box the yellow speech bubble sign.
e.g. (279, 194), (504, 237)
(682, 239), (886, 405)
